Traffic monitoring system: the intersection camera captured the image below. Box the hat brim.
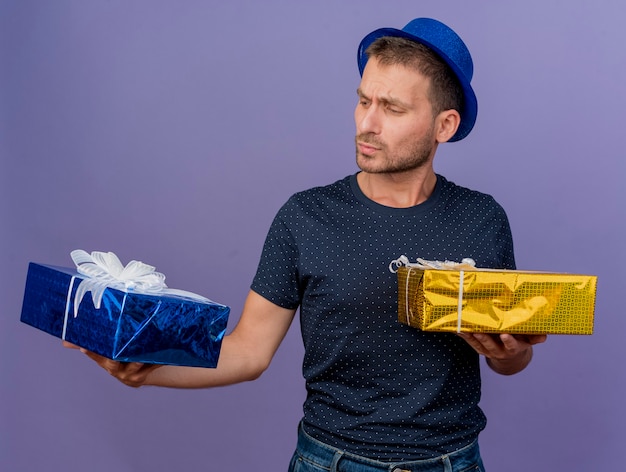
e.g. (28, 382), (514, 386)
(357, 27), (477, 142)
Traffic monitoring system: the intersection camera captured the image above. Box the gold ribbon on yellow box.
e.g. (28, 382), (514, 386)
(390, 256), (597, 335)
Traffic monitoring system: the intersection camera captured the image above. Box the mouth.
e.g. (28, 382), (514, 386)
(356, 141), (380, 156)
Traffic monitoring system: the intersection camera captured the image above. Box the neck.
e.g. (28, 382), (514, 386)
(356, 167), (437, 208)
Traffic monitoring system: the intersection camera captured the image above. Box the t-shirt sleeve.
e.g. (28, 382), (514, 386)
(250, 200), (302, 310)
(492, 200), (516, 270)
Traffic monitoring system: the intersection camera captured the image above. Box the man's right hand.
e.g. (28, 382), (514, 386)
(63, 341), (160, 388)
(83, 350), (161, 388)
(61, 290), (297, 389)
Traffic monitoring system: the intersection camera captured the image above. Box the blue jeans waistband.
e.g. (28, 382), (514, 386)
(289, 422), (484, 472)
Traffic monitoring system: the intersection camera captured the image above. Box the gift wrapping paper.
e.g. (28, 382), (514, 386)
(396, 266), (596, 335)
(20, 262), (230, 367)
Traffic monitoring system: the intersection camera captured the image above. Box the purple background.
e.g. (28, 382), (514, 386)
(2, 1), (625, 470)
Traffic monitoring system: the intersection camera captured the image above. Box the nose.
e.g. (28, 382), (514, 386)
(355, 103), (381, 135)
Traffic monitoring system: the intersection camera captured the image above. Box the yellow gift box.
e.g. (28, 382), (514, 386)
(394, 260), (597, 335)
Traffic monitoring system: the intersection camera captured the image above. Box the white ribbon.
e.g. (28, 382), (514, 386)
(457, 270), (465, 333)
(389, 255), (476, 273)
(62, 276), (77, 340)
(69, 249), (212, 318)
(390, 255), (476, 333)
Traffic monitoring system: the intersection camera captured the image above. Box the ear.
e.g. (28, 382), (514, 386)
(434, 109), (461, 143)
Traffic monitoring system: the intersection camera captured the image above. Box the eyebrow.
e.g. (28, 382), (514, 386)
(356, 88), (411, 109)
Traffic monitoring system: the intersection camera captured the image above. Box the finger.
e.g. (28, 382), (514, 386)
(527, 334), (547, 345)
(499, 334), (524, 352)
(116, 363), (160, 388)
(502, 334), (547, 348)
(81, 351), (130, 379)
(456, 332), (481, 349)
(82, 349), (111, 367)
(74, 348), (159, 387)
(471, 333), (502, 351)
(62, 341), (80, 349)
(457, 333), (491, 356)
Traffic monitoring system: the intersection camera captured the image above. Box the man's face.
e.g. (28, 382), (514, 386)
(354, 57), (437, 174)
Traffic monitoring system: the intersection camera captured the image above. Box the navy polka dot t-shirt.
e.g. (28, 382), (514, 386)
(251, 173), (515, 460)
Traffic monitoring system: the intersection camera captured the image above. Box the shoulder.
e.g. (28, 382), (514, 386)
(437, 175), (507, 214)
(279, 175), (353, 213)
(290, 175), (351, 200)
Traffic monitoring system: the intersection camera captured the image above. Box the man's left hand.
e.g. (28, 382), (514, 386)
(457, 332), (547, 375)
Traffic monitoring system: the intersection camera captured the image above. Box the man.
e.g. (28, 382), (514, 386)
(77, 18), (546, 471)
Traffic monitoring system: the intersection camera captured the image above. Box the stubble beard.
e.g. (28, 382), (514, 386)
(355, 131), (435, 175)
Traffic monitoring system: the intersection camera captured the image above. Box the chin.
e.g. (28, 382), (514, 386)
(356, 153), (378, 173)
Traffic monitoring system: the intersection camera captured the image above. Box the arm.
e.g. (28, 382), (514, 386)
(71, 290), (296, 388)
(457, 332), (547, 375)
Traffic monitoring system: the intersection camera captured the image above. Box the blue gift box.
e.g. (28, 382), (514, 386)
(20, 262), (230, 367)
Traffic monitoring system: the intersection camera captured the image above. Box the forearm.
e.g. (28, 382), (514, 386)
(143, 334), (266, 388)
(142, 290), (296, 388)
(77, 291), (296, 389)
